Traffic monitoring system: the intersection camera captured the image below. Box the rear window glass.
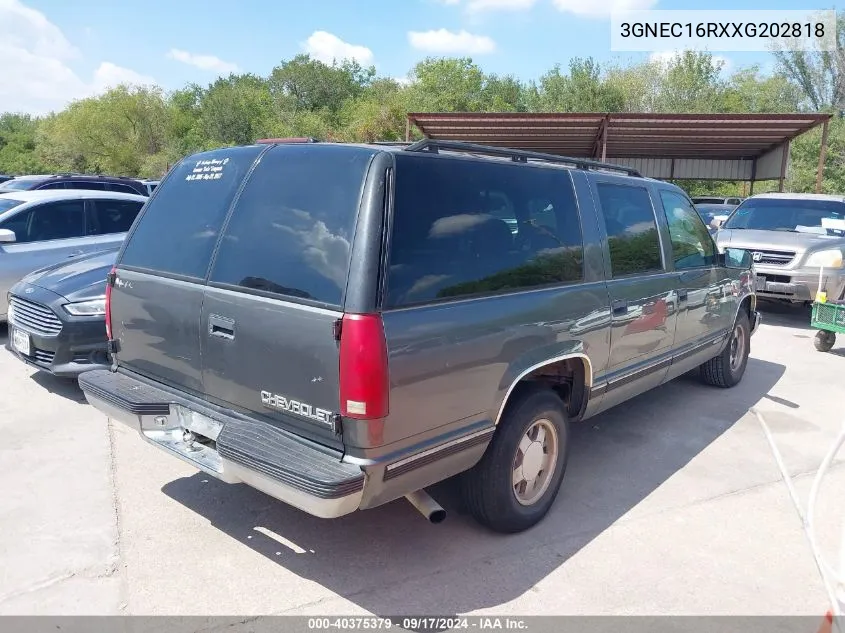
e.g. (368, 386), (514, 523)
(1, 179), (39, 191)
(119, 145), (264, 279)
(385, 154), (584, 307)
(208, 144), (375, 306)
(0, 198), (24, 213)
(105, 183), (142, 195)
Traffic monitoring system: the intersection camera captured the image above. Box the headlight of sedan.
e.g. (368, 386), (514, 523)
(805, 249), (844, 268)
(63, 298), (106, 316)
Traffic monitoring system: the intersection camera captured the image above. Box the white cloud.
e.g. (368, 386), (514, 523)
(0, 0), (155, 114)
(552, 0), (657, 18)
(303, 30), (374, 65)
(467, 0), (537, 12)
(91, 62), (155, 92)
(167, 48), (240, 74)
(408, 29), (496, 54)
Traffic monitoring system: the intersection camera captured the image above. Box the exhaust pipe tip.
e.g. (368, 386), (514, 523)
(405, 490), (447, 524)
(428, 508), (447, 524)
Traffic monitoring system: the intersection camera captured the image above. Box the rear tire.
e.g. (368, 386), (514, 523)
(814, 330), (836, 353)
(461, 385), (569, 534)
(700, 311), (750, 388)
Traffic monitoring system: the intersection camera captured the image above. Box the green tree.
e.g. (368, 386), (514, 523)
(773, 13), (845, 110)
(405, 57), (488, 112)
(722, 67), (804, 113)
(528, 57), (625, 112)
(268, 54), (375, 118)
(37, 85), (169, 176)
(198, 73), (274, 146)
(0, 114), (48, 174)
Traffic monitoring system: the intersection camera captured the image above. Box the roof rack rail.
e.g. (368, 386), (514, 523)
(255, 137), (320, 144)
(403, 139), (641, 177)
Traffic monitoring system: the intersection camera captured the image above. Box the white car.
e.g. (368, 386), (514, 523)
(0, 190), (147, 322)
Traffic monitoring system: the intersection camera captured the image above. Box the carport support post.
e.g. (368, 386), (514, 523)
(778, 141), (790, 193)
(749, 158), (757, 195)
(405, 117), (411, 142)
(816, 118), (830, 194)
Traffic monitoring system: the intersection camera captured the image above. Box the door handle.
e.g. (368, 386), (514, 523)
(67, 250), (85, 258)
(611, 299), (628, 315)
(678, 289), (688, 301)
(208, 314), (235, 340)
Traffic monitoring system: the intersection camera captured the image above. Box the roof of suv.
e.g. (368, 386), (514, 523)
(344, 140), (663, 185)
(0, 190), (147, 204)
(750, 192), (845, 203)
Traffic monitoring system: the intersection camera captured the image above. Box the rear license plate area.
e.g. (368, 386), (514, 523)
(174, 405), (224, 441)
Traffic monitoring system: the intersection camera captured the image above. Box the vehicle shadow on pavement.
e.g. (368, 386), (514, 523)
(162, 357), (785, 617)
(29, 371), (87, 404)
(757, 300), (813, 331)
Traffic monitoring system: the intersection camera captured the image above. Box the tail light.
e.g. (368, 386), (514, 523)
(338, 314), (389, 420)
(105, 267), (116, 340)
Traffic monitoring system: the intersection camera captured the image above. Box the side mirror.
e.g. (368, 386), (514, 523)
(0, 228), (16, 243)
(722, 247), (752, 269)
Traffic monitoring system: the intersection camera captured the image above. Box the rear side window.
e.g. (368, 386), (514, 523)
(120, 145), (265, 279)
(106, 183), (142, 195)
(88, 199), (144, 235)
(0, 200), (86, 243)
(38, 182), (67, 190)
(385, 155), (584, 308)
(65, 181), (106, 190)
(209, 144), (376, 306)
(595, 183), (663, 277)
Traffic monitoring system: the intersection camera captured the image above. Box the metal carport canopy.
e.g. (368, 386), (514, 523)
(406, 112), (833, 192)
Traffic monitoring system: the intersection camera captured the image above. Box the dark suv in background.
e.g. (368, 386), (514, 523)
(79, 139), (759, 534)
(0, 174), (148, 196)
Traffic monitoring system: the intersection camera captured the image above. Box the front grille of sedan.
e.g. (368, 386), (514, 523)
(9, 297), (63, 336)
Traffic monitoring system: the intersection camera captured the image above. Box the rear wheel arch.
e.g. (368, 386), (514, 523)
(495, 353), (593, 426)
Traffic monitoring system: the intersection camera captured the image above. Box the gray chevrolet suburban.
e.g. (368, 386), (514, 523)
(78, 139), (760, 533)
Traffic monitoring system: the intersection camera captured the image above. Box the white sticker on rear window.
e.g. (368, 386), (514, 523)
(185, 157), (229, 182)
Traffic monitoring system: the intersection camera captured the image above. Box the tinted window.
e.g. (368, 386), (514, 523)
(106, 183), (142, 195)
(120, 145), (265, 279)
(660, 190), (716, 269)
(0, 198), (24, 213)
(385, 155), (584, 307)
(1, 179), (39, 191)
(209, 144), (375, 306)
(88, 199), (144, 235)
(595, 183), (662, 277)
(38, 182), (67, 190)
(65, 181), (106, 190)
(0, 200), (85, 243)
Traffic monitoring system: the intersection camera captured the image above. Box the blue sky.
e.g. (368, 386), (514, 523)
(0, 0), (829, 114)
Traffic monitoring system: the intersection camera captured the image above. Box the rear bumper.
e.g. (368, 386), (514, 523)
(79, 369), (365, 519)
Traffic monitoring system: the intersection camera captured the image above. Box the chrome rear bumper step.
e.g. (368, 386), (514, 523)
(79, 369), (364, 518)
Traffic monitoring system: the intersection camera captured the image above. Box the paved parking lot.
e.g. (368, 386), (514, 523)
(1, 302), (844, 616)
